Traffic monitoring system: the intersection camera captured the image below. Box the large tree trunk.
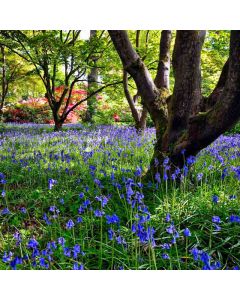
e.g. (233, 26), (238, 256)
(85, 30), (98, 123)
(109, 30), (240, 179)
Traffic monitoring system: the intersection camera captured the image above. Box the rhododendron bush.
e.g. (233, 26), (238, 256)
(3, 87), (88, 124)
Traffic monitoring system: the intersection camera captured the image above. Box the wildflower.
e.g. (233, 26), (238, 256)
(48, 178), (57, 190)
(1, 207), (10, 215)
(76, 217), (83, 223)
(166, 224), (175, 234)
(197, 173), (203, 181)
(10, 257), (23, 270)
(79, 192), (84, 199)
(20, 207), (27, 214)
(229, 195), (236, 200)
(108, 228), (114, 240)
(229, 215), (240, 223)
(73, 263), (84, 270)
(66, 219), (74, 229)
(58, 237), (65, 246)
(190, 248), (200, 261)
(106, 214), (120, 225)
(183, 228), (191, 237)
(162, 253), (170, 260)
(161, 243), (171, 250)
(134, 167), (142, 177)
(94, 209), (105, 217)
(213, 224), (221, 231)
(27, 238), (39, 249)
(95, 195), (108, 207)
(13, 232), (22, 245)
(73, 244), (81, 259)
(1, 190), (6, 197)
(43, 213), (52, 225)
(163, 172), (168, 181)
(39, 257), (49, 269)
(2, 251), (13, 263)
(165, 213), (171, 222)
(63, 247), (71, 257)
(212, 195), (219, 204)
(59, 198), (64, 204)
(212, 216), (221, 224)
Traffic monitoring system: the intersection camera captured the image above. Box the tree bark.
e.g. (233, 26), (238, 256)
(110, 30), (240, 180)
(85, 30), (98, 123)
(109, 30), (168, 143)
(154, 30), (172, 90)
(0, 45), (7, 115)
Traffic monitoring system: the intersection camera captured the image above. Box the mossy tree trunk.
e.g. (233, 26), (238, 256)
(109, 30), (240, 178)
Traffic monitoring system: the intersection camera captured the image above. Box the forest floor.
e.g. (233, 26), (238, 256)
(0, 123), (239, 270)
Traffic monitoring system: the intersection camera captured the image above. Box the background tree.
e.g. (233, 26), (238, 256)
(0, 30), (121, 130)
(0, 45), (32, 118)
(109, 30), (240, 178)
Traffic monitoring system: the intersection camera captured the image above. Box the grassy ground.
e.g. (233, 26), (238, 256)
(0, 123), (239, 270)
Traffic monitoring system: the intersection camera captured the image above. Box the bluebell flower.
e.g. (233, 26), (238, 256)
(73, 263), (84, 270)
(59, 198), (64, 204)
(166, 224), (175, 234)
(108, 228), (114, 240)
(43, 213), (52, 225)
(48, 178), (57, 190)
(229, 215), (240, 223)
(106, 214), (120, 225)
(63, 247), (71, 257)
(66, 219), (74, 229)
(162, 253), (170, 260)
(58, 237), (65, 246)
(13, 231), (22, 245)
(1, 190), (6, 197)
(165, 213), (171, 222)
(94, 209), (105, 217)
(27, 238), (39, 249)
(212, 216), (221, 224)
(79, 192), (84, 199)
(76, 217), (83, 223)
(39, 257), (49, 269)
(10, 257), (23, 270)
(190, 248), (199, 261)
(20, 207), (27, 214)
(73, 244), (81, 259)
(2, 251), (13, 263)
(212, 195), (219, 204)
(161, 243), (171, 250)
(1, 207), (10, 215)
(183, 228), (191, 237)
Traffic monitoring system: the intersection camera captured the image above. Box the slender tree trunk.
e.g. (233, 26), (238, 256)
(154, 30), (172, 90)
(0, 45), (6, 119)
(85, 30), (98, 123)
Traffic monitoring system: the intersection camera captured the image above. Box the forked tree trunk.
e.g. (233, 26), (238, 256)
(109, 30), (240, 179)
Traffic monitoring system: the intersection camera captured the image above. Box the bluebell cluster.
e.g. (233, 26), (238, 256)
(0, 124), (239, 270)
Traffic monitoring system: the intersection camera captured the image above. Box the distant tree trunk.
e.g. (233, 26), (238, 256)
(85, 30), (98, 123)
(0, 45), (7, 119)
(123, 70), (147, 132)
(109, 30), (240, 179)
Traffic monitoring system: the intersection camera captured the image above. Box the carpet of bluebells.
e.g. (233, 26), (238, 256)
(0, 123), (240, 270)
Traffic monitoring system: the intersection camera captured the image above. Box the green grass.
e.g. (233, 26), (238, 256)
(0, 124), (239, 270)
